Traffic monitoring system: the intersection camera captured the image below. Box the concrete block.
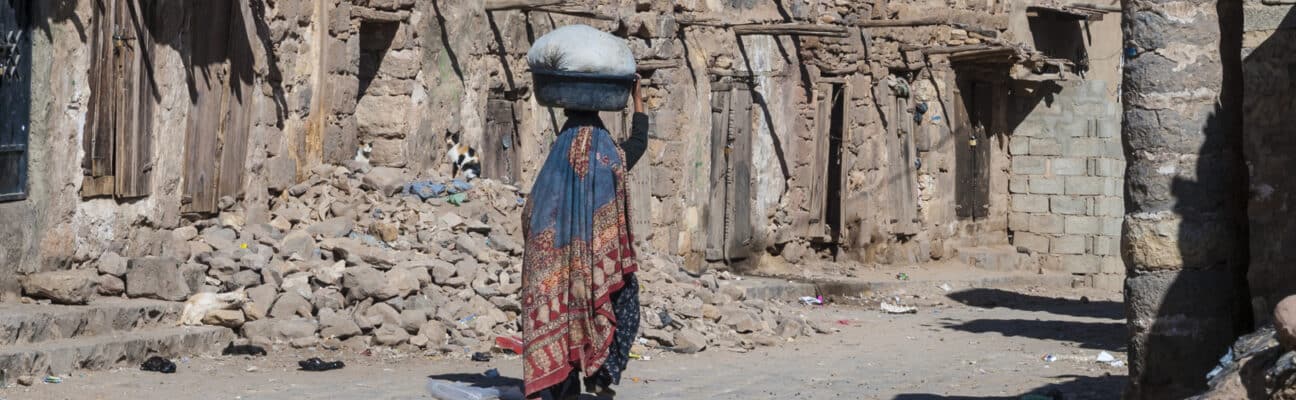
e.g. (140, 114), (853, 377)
(1059, 120), (1088, 138)
(1093, 236), (1118, 256)
(1104, 177), (1124, 196)
(1010, 176), (1029, 194)
(1050, 195), (1087, 215)
(1009, 212), (1030, 231)
(1100, 255), (1125, 273)
(1096, 119), (1120, 139)
(1014, 232), (1050, 253)
(1051, 157), (1088, 176)
(1012, 194), (1049, 213)
(1029, 177), (1064, 195)
(1103, 217), (1124, 236)
(1091, 158), (1125, 177)
(1065, 216), (1102, 235)
(1071, 138), (1110, 158)
(1094, 197), (1124, 217)
(1012, 156), (1047, 175)
(1029, 138), (1061, 156)
(1093, 273), (1124, 290)
(1010, 137), (1030, 155)
(1061, 254), (1102, 274)
(1066, 176), (1106, 195)
(1030, 214), (1064, 234)
(1051, 235), (1086, 255)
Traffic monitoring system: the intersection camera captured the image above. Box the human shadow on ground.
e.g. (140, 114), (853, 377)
(892, 374), (1126, 400)
(941, 318), (1127, 351)
(947, 289), (1124, 320)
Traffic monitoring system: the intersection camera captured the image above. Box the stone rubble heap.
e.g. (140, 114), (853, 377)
(22, 162), (828, 356)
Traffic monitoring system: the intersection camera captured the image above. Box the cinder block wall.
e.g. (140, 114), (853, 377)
(1008, 79), (1125, 288)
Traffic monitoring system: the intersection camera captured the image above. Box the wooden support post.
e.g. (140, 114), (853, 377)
(484, 0), (563, 11)
(731, 23), (849, 37)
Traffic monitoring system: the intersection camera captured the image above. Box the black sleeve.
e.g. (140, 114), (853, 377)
(620, 112), (649, 170)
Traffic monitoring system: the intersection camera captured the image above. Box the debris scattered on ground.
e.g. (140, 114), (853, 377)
(1042, 354), (1058, 363)
(298, 358), (345, 371)
(471, 352), (492, 362)
(800, 296), (824, 305)
(43, 376), (62, 384)
(426, 379), (523, 400)
(939, 283), (953, 292)
(881, 302), (917, 314)
(494, 336), (523, 354)
(141, 356), (177, 373)
(483, 368), (500, 378)
(16, 375), (34, 386)
(896, 273), (910, 281)
(223, 344), (267, 356)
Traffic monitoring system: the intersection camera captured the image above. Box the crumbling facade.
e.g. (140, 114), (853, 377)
(0, 0), (1125, 301)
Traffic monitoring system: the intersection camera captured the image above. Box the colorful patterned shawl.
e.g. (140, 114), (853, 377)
(521, 118), (638, 398)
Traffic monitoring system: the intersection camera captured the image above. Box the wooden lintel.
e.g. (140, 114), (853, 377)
(856, 16), (946, 28)
(533, 6), (617, 21)
(353, 6), (408, 22)
(921, 44), (993, 55)
(676, 16), (725, 27)
(637, 59), (682, 71)
(732, 23), (849, 37)
(484, 0), (564, 11)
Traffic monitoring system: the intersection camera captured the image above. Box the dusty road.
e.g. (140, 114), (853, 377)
(5, 286), (1127, 400)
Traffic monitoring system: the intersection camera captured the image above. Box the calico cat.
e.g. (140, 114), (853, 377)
(445, 132), (481, 180)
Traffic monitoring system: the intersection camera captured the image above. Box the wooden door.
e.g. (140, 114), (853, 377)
(955, 78), (992, 220)
(182, 0), (253, 214)
(0, 0), (28, 202)
(483, 97), (521, 184)
(705, 80), (755, 262)
(84, 0), (156, 199)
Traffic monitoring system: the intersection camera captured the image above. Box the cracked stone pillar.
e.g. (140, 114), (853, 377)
(1121, 0), (1250, 398)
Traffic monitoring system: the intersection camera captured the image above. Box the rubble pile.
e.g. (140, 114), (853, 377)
(32, 162), (826, 356)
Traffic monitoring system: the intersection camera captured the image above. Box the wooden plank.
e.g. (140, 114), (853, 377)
(217, 0), (254, 201)
(857, 16), (947, 27)
(805, 84), (832, 238)
(704, 88), (730, 261)
(352, 6), (409, 22)
(114, 0), (155, 198)
(727, 86), (754, 259)
(732, 23), (849, 37)
(636, 59), (681, 72)
(484, 0), (563, 11)
(181, 0), (232, 213)
(83, 0), (117, 197)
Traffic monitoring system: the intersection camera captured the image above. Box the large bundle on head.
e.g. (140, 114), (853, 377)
(527, 25), (636, 111)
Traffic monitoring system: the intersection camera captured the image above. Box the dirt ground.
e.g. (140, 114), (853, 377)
(3, 285), (1127, 400)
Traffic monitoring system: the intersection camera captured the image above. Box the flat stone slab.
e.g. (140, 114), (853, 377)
(0, 299), (183, 346)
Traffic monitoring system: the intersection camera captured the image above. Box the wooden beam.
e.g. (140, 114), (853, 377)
(532, 6), (617, 21)
(676, 15), (725, 27)
(731, 23), (849, 37)
(353, 6), (408, 22)
(856, 16), (946, 27)
(637, 59), (681, 71)
(915, 44), (992, 55)
(484, 0), (563, 11)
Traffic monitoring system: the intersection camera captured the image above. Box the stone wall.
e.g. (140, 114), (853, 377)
(1008, 79), (1125, 287)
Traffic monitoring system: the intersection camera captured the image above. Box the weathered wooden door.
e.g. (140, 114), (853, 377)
(886, 82), (920, 235)
(705, 80), (755, 262)
(0, 0), (29, 202)
(83, 0), (156, 199)
(806, 81), (850, 242)
(954, 78), (992, 220)
(483, 96), (521, 184)
(182, 0), (254, 214)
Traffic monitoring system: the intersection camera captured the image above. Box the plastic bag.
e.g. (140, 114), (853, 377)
(426, 379), (523, 400)
(526, 24), (635, 75)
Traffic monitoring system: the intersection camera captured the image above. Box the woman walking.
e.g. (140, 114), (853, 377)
(521, 77), (649, 400)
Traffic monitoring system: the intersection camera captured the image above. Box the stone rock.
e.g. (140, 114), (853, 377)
(400, 309), (428, 333)
(94, 273), (125, 296)
(431, 260), (456, 284)
(721, 308), (760, 333)
(307, 217), (355, 238)
(674, 329), (707, 353)
(126, 257), (192, 301)
(418, 321), (448, 347)
(702, 304), (721, 321)
(384, 268), (419, 299)
(343, 265), (392, 301)
(266, 155), (298, 194)
(643, 328), (675, 346)
(232, 270), (263, 289)
(277, 230), (316, 259)
(776, 317), (806, 338)
(1275, 295), (1296, 352)
(366, 302), (403, 327)
(202, 309), (247, 328)
(490, 296), (521, 313)
(362, 167), (407, 196)
(486, 232), (522, 255)
(312, 261), (346, 286)
(312, 287), (346, 311)
(374, 324), (411, 346)
(22, 270), (97, 305)
(371, 221), (399, 243)
(281, 272), (313, 299)
(97, 251), (129, 277)
(439, 213), (465, 230)
(269, 291), (313, 319)
(454, 259), (480, 284)
(320, 309), (363, 339)
(16, 375), (34, 386)
(456, 235), (491, 262)
(242, 318), (318, 347)
(246, 285), (278, 318)
(676, 298), (704, 319)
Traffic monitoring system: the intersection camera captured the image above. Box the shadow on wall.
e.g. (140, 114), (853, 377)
(1121, 0), (1252, 398)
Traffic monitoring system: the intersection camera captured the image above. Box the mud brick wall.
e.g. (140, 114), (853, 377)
(1008, 79), (1125, 288)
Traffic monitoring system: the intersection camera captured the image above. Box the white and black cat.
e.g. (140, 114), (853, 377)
(445, 132), (481, 180)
